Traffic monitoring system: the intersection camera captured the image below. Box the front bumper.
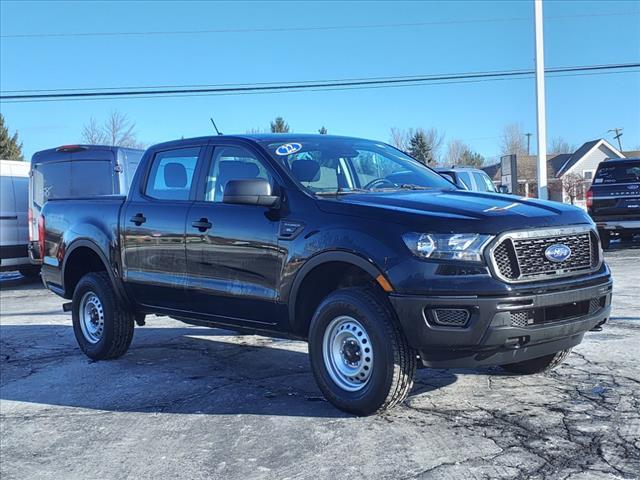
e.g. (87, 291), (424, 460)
(595, 220), (640, 232)
(389, 278), (613, 368)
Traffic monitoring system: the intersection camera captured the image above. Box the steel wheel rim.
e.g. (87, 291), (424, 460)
(322, 316), (373, 392)
(79, 291), (104, 344)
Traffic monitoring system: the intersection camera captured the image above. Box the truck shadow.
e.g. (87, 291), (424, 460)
(0, 324), (474, 417)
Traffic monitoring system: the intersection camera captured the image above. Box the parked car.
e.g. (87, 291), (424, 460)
(39, 134), (612, 415)
(435, 167), (498, 193)
(587, 157), (640, 249)
(29, 145), (144, 263)
(1, 160), (39, 277)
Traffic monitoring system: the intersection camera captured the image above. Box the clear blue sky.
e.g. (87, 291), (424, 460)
(1, 0), (639, 163)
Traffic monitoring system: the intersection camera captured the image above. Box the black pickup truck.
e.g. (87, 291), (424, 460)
(587, 157), (640, 248)
(40, 134), (612, 415)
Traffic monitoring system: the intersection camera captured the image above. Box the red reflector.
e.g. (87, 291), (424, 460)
(38, 215), (46, 259)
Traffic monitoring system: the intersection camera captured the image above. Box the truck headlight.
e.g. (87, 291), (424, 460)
(402, 233), (493, 263)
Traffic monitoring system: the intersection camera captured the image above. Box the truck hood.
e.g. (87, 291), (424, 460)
(316, 189), (593, 234)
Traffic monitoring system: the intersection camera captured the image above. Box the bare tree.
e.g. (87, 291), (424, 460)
(103, 111), (138, 147)
(550, 136), (575, 154)
(390, 127), (411, 151)
(562, 172), (586, 205)
(445, 138), (470, 165)
(390, 127), (444, 161)
(81, 117), (106, 145)
(81, 110), (144, 148)
(500, 123), (527, 156)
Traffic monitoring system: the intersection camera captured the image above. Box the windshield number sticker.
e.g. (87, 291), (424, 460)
(276, 143), (302, 156)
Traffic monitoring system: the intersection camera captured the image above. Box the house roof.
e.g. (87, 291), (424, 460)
(622, 150), (640, 158)
(555, 138), (624, 176)
(485, 139), (627, 182)
(481, 163), (501, 179)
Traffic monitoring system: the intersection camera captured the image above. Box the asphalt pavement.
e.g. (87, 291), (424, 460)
(1, 244), (639, 480)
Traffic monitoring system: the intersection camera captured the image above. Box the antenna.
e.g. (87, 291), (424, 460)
(210, 117), (223, 135)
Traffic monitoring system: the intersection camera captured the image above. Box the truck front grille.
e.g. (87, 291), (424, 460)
(509, 296), (605, 327)
(489, 227), (601, 283)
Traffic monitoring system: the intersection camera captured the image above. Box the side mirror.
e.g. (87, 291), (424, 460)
(498, 185), (509, 194)
(223, 179), (279, 207)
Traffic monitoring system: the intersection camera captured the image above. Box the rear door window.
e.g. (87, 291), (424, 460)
(473, 172), (497, 192)
(594, 161), (640, 184)
(33, 162), (71, 206)
(145, 147), (200, 201)
(457, 171), (473, 190)
(32, 160), (114, 206)
(70, 161), (114, 196)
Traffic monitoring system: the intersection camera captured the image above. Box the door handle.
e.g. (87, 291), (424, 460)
(192, 218), (212, 232)
(130, 213), (146, 226)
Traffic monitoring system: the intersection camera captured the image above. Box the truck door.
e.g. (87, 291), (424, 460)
(121, 146), (202, 310)
(184, 143), (285, 328)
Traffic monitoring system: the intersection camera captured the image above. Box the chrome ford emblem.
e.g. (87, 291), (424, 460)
(545, 244), (572, 262)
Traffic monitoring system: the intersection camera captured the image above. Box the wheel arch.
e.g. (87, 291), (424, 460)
(62, 240), (130, 305)
(287, 251), (389, 338)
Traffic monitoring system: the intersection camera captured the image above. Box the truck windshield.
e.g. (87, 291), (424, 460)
(594, 161), (640, 184)
(261, 137), (455, 194)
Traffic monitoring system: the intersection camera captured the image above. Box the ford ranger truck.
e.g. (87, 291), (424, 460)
(39, 134), (612, 415)
(587, 157), (640, 249)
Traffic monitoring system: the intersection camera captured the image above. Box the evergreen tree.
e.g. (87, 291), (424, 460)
(408, 130), (432, 165)
(270, 116), (290, 133)
(459, 149), (485, 168)
(0, 114), (24, 161)
(318, 126), (328, 134)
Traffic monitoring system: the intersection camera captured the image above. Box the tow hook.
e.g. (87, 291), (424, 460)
(505, 336), (529, 349)
(590, 319), (607, 332)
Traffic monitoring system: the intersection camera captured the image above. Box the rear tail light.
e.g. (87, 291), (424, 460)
(586, 189), (593, 209)
(28, 208), (34, 241)
(38, 215), (46, 259)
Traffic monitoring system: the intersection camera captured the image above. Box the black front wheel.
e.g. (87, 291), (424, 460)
(308, 287), (417, 416)
(72, 272), (134, 360)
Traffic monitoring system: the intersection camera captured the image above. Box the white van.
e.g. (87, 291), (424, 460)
(0, 160), (39, 277)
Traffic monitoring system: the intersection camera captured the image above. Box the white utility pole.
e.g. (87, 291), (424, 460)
(534, 0), (548, 200)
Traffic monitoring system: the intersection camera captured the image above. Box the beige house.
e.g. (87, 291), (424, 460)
(484, 139), (630, 208)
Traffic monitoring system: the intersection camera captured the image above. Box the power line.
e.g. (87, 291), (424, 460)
(1, 63), (637, 103)
(1, 11), (638, 39)
(2, 69), (635, 105)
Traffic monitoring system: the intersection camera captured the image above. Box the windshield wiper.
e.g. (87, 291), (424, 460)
(315, 187), (369, 196)
(397, 184), (432, 190)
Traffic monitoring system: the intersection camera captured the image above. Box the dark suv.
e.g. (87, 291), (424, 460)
(39, 134), (612, 415)
(587, 157), (640, 248)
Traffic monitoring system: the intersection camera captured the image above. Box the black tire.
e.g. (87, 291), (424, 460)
(598, 229), (611, 250)
(621, 232), (635, 242)
(71, 272), (134, 360)
(308, 287), (417, 416)
(501, 348), (572, 375)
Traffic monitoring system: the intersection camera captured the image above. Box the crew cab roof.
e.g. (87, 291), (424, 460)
(147, 133), (384, 151)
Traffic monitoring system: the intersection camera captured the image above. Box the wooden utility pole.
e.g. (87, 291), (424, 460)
(608, 128), (623, 151)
